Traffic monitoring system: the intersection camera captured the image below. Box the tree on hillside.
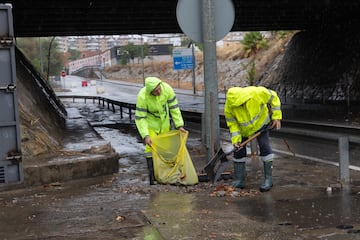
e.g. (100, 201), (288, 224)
(274, 30), (293, 39)
(68, 49), (81, 61)
(136, 43), (150, 64)
(120, 43), (150, 65)
(125, 43), (138, 64)
(16, 37), (64, 79)
(241, 31), (268, 57)
(247, 59), (256, 85)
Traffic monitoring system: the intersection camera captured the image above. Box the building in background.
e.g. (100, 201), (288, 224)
(65, 32), (247, 73)
(56, 34), (184, 53)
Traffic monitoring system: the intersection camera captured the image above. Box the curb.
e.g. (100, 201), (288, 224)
(23, 152), (119, 186)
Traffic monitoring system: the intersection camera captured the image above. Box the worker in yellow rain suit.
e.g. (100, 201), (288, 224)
(224, 86), (282, 192)
(135, 77), (185, 185)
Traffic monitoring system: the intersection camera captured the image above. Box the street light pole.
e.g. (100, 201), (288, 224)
(202, 0), (220, 159)
(191, 42), (196, 95)
(187, 41), (196, 95)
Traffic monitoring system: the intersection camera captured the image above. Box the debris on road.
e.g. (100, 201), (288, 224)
(209, 184), (261, 198)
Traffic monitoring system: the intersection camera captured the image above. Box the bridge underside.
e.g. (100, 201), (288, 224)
(1, 0), (360, 37)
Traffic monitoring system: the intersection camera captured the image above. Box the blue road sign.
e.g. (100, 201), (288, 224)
(173, 48), (196, 70)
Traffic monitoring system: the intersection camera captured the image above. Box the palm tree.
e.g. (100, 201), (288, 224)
(241, 31), (268, 57)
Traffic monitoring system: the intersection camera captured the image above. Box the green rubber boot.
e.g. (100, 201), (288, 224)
(232, 162), (246, 189)
(260, 161), (273, 192)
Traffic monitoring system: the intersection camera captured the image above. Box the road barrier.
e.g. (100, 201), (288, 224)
(58, 95), (136, 122)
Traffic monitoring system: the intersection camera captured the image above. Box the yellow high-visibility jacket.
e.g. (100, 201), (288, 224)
(135, 77), (184, 148)
(224, 86), (282, 144)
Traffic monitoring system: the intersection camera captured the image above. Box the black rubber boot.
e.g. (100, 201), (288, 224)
(260, 161), (273, 192)
(146, 157), (156, 185)
(232, 162), (246, 189)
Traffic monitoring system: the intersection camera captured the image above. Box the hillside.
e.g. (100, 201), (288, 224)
(104, 33), (294, 92)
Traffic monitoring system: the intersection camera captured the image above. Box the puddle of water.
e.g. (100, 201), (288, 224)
(142, 224), (166, 240)
(234, 191), (360, 229)
(146, 192), (198, 240)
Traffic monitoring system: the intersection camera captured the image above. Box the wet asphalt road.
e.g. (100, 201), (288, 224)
(2, 77), (360, 239)
(2, 101), (360, 239)
(1, 143), (360, 240)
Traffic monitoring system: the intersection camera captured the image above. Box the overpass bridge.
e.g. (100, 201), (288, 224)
(1, 0), (360, 37)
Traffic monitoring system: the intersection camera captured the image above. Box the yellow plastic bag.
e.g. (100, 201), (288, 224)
(151, 130), (198, 185)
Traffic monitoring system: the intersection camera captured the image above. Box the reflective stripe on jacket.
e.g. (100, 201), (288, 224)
(135, 78), (184, 141)
(224, 86), (282, 144)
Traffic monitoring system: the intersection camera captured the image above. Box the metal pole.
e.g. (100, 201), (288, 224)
(46, 36), (55, 81)
(39, 37), (43, 73)
(141, 35), (145, 85)
(338, 136), (350, 186)
(202, 0), (220, 160)
(191, 43), (196, 95)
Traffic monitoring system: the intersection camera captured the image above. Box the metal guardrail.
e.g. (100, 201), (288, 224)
(16, 48), (67, 119)
(277, 127), (360, 145)
(58, 95), (136, 121)
(58, 95), (360, 143)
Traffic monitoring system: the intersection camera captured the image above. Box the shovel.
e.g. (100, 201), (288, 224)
(204, 125), (273, 183)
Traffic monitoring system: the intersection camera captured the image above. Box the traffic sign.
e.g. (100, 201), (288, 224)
(176, 0), (235, 43)
(61, 70), (66, 77)
(173, 47), (196, 70)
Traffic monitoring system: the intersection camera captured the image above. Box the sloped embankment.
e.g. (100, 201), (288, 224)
(16, 48), (65, 159)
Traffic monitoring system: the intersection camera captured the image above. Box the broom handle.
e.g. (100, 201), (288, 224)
(239, 131), (262, 148)
(235, 125), (274, 152)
